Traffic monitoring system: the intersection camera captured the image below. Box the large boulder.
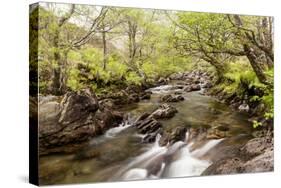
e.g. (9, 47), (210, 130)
(39, 89), (123, 155)
(149, 104), (178, 119)
(133, 108), (174, 143)
(160, 94), (184, 103)
(240, 136), (273, 158)
(134, 118), (162, 135)
(134, 104), (178, 143)
(242, 148), (273, 173)
(202, 133), (274, 175)
(202, 158), (244, 175)
(133, 115), (163, 143)
(58, 89), (99, 125)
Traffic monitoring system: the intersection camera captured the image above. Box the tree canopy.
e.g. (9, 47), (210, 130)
(30, 2), (274, 121)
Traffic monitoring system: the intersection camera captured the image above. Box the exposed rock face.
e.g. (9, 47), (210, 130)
(243, 148), (273, 173)
(149, 103), (178, 119)
(202, 158), (244, 175)
(160, 94), (184, 102)
(58, 89), (99, 125)
(135, 118), (162, 135)
(133, 104), (178, 143)
(39, 89), (124, 155)
(134, 117), (163, 143)
(202, 131), (274, 175)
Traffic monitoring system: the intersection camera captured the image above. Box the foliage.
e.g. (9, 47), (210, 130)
(35, 3), (274, 129)
(211, 58), (273, 128)
(125, 72), (143, 85)
(67, 68), (83, 91)
(262, 69), (274, 118)
(107, 55), (128, 80)
(252, 120), (262, 128)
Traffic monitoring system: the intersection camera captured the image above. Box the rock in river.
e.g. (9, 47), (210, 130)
(160, 94), (184, 102)
(159, 126), (188, 146)
(149, 103), (178, 119)
(202, 133), (274, 175)
(39, 89), (124, 155)
(133, 104), (179, 143)
(184, 84), (201, 92)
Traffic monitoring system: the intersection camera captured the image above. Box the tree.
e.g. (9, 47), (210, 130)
(39, 3), (108, 95)
(170, 12), (273, 84)
(169, 12), (244, 80)
(51, 4), (75, 95)
(227, 15), (274, 84)
(96, 8), (124, 70)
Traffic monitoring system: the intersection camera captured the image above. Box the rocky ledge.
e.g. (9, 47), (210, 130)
(38, 89), (124, 155)
(202, 129), (273, 175)
(133, 103), (178, 143)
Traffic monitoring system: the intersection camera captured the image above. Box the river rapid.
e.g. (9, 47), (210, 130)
(39, 83), (253, 185)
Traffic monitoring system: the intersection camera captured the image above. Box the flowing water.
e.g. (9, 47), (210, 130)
(39, 83), (254, 185)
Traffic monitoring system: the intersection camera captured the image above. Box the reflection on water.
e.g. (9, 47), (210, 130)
(39, 84), (253, 185)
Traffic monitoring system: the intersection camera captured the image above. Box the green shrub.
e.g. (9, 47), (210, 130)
(125, 72), (143, 85)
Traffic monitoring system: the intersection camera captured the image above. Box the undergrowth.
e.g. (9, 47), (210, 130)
(211, 58), (273, 128)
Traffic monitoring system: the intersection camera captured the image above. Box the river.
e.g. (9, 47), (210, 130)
(39, 83), (254, 185)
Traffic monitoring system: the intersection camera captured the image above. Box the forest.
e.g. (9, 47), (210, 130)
(30, 2), (274, 185)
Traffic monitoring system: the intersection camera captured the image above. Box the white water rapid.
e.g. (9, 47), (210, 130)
(115, 131), (223, 180)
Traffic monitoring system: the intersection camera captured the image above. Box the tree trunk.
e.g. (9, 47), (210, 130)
(201, 53), (226, 83)
(102, 31), (107, 70)
(211, 61), (226, 83)
(231, 15), (273, 85)
(51, 29), (64, 95)
(50, 5), (75, 95)
(128, 20), (137, 66)
(244, 44), (268, 84)
(51, 30), (69, 95)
